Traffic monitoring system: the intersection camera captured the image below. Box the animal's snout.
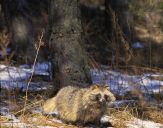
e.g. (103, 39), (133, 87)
(104, 94), (116, 102)
(99, 98), (105, 102)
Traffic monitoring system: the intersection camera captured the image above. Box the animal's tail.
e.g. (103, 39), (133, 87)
(42, 97), (57, 114)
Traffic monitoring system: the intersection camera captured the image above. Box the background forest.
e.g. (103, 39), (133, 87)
(0, 0), (163, 128)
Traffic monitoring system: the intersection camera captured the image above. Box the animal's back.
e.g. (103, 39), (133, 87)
(54, 86), (84, 122)
(43, 96), (57, 113)
(43, 86), (82, 122)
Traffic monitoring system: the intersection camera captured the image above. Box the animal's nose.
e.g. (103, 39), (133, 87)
(96, 93), (101, 101)
(100, 98), (106, 103)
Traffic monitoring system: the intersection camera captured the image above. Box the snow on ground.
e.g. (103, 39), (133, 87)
(127, 118), (163, 128)
(0, 107), (33, 128)
(37, 126), (58, 128)
(0, 62), (52, 91)
(1, 106), (163, 128)
(90, 69), (163, 95)
(0, 62), (162, 95)
(132, 41), (144, 49)
(0, 62), (163, 128)
(0, 62), (51, 81)
(101, 115), (163, 128)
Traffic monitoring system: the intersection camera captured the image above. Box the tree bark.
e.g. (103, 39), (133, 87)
(105, 0), (133, 40)
(48, 0), (91, 94)
(3, 0), (36, 63)
(105, 0), (133, 67)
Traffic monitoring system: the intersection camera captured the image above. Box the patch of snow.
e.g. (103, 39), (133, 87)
(0, 81), (49, 92)
(0, 65), (31, 81)
(42, 108), (59, 116)
(101, 115), (112, 123)
(0, 107), (20, 123)
(0, 62), (52, 91)
(132, 42), (144, 49)
(144, 73), (163, 77)
(1, 122), (33, 128)
(127, 118), (163, 128)
(20, 62), (52, 76)
(51, 118), (62, 123)
(1, 63), (163, 128)
(90, 69), (163, 95)
(0, 107), (59, 128)
(112, 100), (136, 108)
(0, 48), (11, 58)
(101, 115), (163, 128)
(1, 63), (162, 95)
(37, 126), (58, 128)
(0, 62), (51, 81)
(158, 103), (163, 109)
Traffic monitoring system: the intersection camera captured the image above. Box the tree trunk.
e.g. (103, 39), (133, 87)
(48, 0), (91, 94)
(105, 0), (133, 40)
(3, 0), (36, 63)
(105, 0), (133, 67)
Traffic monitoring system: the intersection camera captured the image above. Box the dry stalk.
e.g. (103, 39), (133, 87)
(107, 5), (133, 67)
(0, 31), (13, 64)
(111, 109), (134, 128)
(22, 30), (44, 116)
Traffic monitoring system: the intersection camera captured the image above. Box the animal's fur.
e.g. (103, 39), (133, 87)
(43, 84), (115, 124)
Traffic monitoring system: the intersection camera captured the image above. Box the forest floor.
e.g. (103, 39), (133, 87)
(0, 62), (163, 128)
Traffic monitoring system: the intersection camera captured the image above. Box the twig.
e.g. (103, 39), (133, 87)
(22, 30), (44, 116)
(15, 99), (44, 115)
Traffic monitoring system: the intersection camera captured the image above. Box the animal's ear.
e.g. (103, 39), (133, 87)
(103, 84), (110, 90)
(90, 84), (100, 90)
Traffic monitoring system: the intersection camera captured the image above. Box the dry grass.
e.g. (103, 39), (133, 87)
(110, 109), (134, 128)
(0, 116), (9, 122)
(0, 31), (10, 53)
(144, 109), (163, 124)
(1, 89), (163, 128)
(19, 113), (77, 128)
(0, 113), (76, 128)
(0, 90), (77, 128)
(0, 31), (14, 64)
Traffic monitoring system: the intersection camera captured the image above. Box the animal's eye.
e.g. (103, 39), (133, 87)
(104, 94), (110, 101)
(96, 93), (101, 101)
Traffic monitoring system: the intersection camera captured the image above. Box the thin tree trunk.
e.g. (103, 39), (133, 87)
(3, 0), (36, 63)
(105, 0), (133, 67)
(48, 0), (91, 94)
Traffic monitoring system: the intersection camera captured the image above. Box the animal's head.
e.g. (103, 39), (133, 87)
(88, 84), (116, 105)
